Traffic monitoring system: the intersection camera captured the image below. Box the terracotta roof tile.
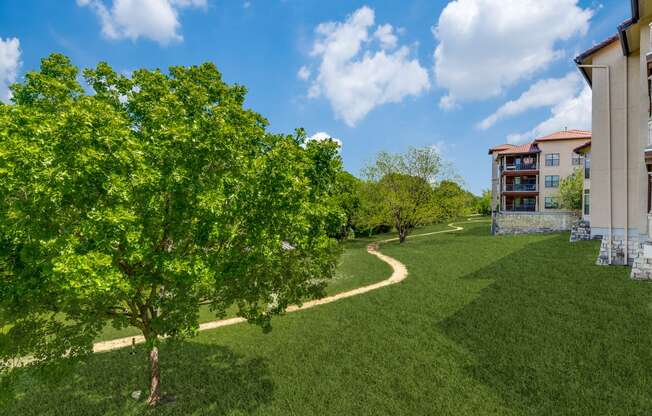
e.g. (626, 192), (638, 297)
(535, 129), (591, 142)
(488, 143), (514, 154)
(497, 142), (539, 155)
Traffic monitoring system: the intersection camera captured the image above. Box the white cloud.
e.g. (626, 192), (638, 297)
(77, 0), (206, 45)
(307, 131), (342, 148)
(431, 140), (452, 157)
(479, 72), (583, 130)
(171, 0), (206, 7)
(506, 85), (591, 144)
(438, 95), (458, 111)
(374, 24), (397, 49)
(0, 37), (21, 103)
(433, 0), (592, 109)
(306, 6), (430, 127)
(297, 65), (311, 81)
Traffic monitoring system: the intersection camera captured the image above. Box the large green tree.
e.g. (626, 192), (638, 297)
(363, 147), (443, 243)
(0, 55), (343, 406)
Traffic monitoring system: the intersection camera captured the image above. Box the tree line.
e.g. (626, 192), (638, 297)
(333, 147), (480, 243)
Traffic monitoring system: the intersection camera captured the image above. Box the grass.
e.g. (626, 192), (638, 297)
(4, 219), (652, 415)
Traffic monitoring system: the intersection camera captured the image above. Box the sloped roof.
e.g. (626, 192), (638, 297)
(534, 129), (591, 142)
(576, 0), (641, 85)
(488, 143), (514, 155)
(497, 142), (539, 156)
(575, 34), (619, 63)
(574, 141), (591, 154)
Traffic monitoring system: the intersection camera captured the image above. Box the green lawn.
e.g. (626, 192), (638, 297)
(4, 220), (652, 415)
(95, 235), (394, 342)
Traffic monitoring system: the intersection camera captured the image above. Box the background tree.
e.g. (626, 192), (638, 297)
(431, 180), (475, 221)
(0, 55), (343, 406)
(351, 180), (391, 237)
(558, 168), (584, 210)
(328, 171), (361, 240)
(363, 147), (443, 243)
(475, 189), (493, 216)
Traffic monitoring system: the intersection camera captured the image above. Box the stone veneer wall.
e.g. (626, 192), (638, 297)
(596, 236), (640, 266)
(596, 234), (652, 280)
(569, 220), (592, 242)
(493, 211), (579, 235)
(631, 244), (652, 279)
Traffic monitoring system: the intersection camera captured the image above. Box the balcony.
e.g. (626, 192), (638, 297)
(502, 163), (538, 172)
(503, 183), (537, 192)
(504, 204), (537, 212)
(503, 195), (537, 212)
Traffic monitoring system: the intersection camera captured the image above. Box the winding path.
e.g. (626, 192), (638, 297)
(93, 219), (483, 353)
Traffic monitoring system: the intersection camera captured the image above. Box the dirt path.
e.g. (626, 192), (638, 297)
(93, 219), (484, 353)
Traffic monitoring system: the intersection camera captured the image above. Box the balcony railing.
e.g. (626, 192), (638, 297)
(503, 183), (537, 192)
(502, 163), (538, 171)
(504, 204), (536, 212)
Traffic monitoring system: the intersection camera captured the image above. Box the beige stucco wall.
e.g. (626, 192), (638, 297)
(490, 152), (500, 210)
(537, 139), (587, 211)
(589, 22), (648, 238)
(583, 150), (591, 220)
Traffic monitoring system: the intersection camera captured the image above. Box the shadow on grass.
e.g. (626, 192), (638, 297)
(440, 233), (652, 415)
(0, 341), (273, 416)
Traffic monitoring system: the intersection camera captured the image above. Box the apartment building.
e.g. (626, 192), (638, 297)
(574, 0), (652, 273)
(489, 130), (591, 213)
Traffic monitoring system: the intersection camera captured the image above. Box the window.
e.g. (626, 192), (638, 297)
(545, 153), (560, 166)
(545, 197), (559, 209)
(584, 189), (590, 216)
(572, 154), (583, 166)
(584, 155), (590, 179)
(545, 175), (560, 188)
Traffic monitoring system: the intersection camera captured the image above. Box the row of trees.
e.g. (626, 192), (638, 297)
(0, 54), (482, 407)
(334, 148), (478, 243)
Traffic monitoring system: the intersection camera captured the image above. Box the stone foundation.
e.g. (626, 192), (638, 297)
(596, 236), (640, 266)
(493, 211), (578, 235)
(594, 234), (652, 280)
(569, 220), (592, 242)
(632, 241), (652, 280)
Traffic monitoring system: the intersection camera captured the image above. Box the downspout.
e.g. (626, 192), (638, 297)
(625, 56), (629, 265)
(578, 64), (612, 264)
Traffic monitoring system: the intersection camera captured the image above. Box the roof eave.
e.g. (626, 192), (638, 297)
(498, 150), (540, 157)
(573, 142), (591, 154)
(575, 0), (640, 85)
(632, 0), (640, 22)
(618, 19), (635, 56)
(574, 56), (592, 87)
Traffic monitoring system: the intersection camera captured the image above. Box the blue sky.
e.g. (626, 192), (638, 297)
(0, 0), (629, 194)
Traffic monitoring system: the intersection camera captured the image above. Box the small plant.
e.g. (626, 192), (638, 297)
(558, 168), (584, 211)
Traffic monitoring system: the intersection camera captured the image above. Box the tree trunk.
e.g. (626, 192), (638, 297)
(398, 228), (407, 243)
(146, 345), (161, 406)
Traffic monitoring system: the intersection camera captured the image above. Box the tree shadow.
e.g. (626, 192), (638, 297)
(439, 233), (652, 414)
(0, 340), (274, 415)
